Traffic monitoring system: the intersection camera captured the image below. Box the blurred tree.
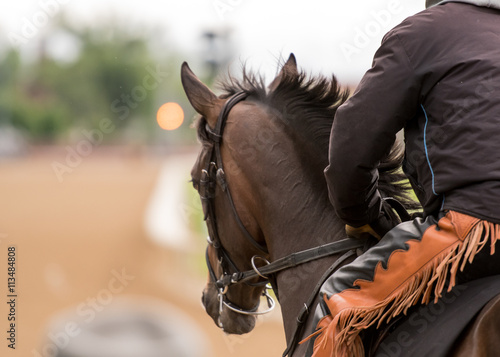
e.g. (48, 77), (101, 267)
(0, 14), (186, 144)
(59, 19), (156, 130)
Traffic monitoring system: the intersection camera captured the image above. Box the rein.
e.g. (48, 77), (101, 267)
(197, 91), (366, 355)
(213, 236), (365, 290)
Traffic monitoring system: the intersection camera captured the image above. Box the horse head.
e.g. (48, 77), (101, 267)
(181, 56), (298, 334)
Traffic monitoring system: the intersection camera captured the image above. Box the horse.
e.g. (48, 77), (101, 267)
(181, 54), (500, 356)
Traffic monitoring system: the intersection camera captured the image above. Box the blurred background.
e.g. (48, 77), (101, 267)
(0, 1), (423, 356)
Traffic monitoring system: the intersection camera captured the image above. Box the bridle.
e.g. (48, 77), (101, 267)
(197, 91), (276, 325)
(194, 91), (402, 356)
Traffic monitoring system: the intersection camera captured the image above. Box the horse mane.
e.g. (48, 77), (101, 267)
(198, 62), (419, 210)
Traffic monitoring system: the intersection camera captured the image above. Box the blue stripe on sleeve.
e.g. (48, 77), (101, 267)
(421, 104), (438, 196)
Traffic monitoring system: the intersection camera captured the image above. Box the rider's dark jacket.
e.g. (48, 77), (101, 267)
(325, 0), (500, 227)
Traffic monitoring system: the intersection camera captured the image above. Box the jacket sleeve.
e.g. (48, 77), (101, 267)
(325, 30), (421, 227)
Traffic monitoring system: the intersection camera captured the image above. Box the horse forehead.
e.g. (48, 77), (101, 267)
(225, 101), (275, 137)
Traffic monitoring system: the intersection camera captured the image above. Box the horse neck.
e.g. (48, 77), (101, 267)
(239, 118), (347, 352)
(261, 173), (346, 353)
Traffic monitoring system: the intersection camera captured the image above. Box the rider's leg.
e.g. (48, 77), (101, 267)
(305, 210), (500, 357)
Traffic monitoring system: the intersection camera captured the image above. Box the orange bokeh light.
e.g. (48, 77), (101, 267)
(156, 102), (184, 130)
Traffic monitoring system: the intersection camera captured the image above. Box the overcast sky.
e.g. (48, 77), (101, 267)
(1, 0), (424, 83)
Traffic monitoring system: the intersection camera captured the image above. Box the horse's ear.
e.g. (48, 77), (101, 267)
(268, 53), (298, 91)
(181, 62), (223, 127)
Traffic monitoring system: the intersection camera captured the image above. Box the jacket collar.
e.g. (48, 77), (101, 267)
(430, 0), (500, 9)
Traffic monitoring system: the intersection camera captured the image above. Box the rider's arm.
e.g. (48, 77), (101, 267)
(325, 29), (421, 229)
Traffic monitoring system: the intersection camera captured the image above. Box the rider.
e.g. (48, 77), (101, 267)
(309, 0), (500, 356)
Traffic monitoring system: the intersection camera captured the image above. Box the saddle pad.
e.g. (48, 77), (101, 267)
(373, 275), (500, 357)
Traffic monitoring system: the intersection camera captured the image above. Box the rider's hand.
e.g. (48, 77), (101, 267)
(346, 224), (383, 240)
(346, 200), (401, 240)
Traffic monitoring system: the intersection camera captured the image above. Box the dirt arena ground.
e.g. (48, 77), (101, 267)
(0, 147), (285, 357)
